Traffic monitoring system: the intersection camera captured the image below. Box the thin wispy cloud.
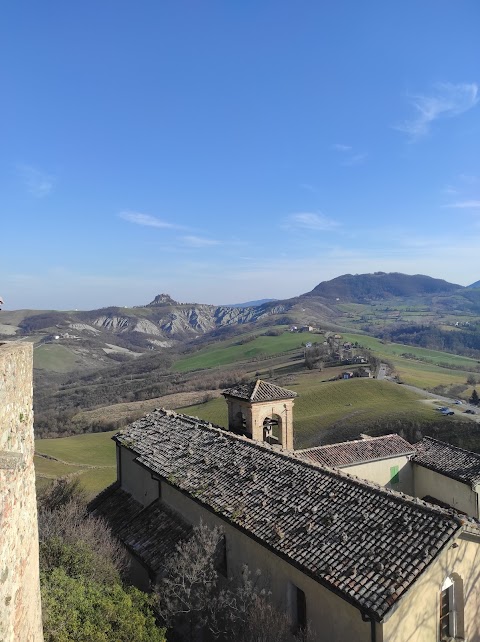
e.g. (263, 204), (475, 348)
(396, 82), (479, 140)
(331, 144), (367, 166)
(299, 183), (318, 193)
(459, 174), (480, 185)
(341, 152), (368, 167)
(181, 235), (220, 247)
(284, 212), (340, 232)
(442, 185), (459, 195)
(444, 200), (480, 209)
(16, 164), (55, 197)
(331, 143), (352, 152)
(119, 210), (182, 229)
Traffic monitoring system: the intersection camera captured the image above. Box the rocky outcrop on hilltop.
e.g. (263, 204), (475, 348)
(145, 294), (179, 306)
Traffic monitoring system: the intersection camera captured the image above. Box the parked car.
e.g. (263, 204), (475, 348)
(441, 409), (454, 416)
(464, 409), (476, 415)
(454, 400), (463, 405)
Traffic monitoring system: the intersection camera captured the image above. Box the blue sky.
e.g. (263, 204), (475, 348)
(1, 1), (479, 310)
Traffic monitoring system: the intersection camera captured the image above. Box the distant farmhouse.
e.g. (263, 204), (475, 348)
(94, 380), (480, 642)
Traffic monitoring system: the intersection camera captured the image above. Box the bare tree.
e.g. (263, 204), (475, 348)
(38, 478), (128, 584)
(156, 522), (316, 642)
(157, 521), (222, 639)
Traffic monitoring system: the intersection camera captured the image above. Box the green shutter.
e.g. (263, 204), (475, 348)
(390, 465), (400, 485)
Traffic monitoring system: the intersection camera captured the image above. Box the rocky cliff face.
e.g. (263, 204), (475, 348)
(90, 302), (290, 341)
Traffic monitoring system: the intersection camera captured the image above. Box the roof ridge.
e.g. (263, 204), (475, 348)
(419, 436), (480, 460)
(251, 379), (262, 401)
(298, 434), (414, 453)
(120, 408), (462, 522)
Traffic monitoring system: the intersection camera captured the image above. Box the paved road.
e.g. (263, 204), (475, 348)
(378, 363), (480, 423)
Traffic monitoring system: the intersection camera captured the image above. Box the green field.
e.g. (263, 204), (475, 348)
(338, 333), (479, 392)
(33, 344), (82, 372)
(35, 430), (117, 498)
(180, 377), (435, 448)
(172, 330), (308, 372)
(342, 332), (479, 368)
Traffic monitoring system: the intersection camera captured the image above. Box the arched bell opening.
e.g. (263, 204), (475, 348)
(263, 414), (282, 445)
(232, 411), (247, 435)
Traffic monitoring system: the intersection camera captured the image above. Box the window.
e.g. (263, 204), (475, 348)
(390, 465), (399, 485)
(288, 583), (307, 632)
(440, 582), (451, 639)
(296, 587), (307, 631)
(215, 535), (228, 578)
(440, 575), (464, 641)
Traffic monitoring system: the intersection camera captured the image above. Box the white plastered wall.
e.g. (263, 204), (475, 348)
(119, 447), (159, 506)
(412, 464), (478, 518)
(340, 456), (413, 494)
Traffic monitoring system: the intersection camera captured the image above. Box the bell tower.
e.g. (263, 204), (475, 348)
(223, 379), (297, 450)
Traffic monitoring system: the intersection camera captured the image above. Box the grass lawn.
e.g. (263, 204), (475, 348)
(172, 330), (308, 372)
(34, 456), (81, 478)
(342, 332), (479, 369)
(34, 431), (117, 498)
(35, 430), (117, 466)
(76, 466), (118, 494)
(180, 377), (434, 448)
(33, 344), (81, 372)
(388, 358), (471, 390)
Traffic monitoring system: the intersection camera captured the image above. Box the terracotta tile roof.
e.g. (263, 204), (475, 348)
(90, 483), (144, 533)
(114, 409), (468, 620)
(116, 499), (192, 576)
(297, 435), (415, 468)
(414, 437), (480, 488)
(91, 485), (191, 576)
(223, 379), (297, 402)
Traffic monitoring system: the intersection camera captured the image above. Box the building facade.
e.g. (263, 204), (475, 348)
(95, 382), (480, 641)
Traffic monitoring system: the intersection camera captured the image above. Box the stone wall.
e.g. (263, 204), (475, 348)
(0, 342), (43, 641)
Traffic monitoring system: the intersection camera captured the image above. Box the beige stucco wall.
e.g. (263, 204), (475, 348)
(413, 463), (478, 518)
(160, 480), (376, 641)
(0, 342), (43, 642)
(383, 531), (480, 642)
(342, 456), (413, 494)
(118, 450), (480, 641)
(225, 397), (294, 449)
(119, 447), (159, 506)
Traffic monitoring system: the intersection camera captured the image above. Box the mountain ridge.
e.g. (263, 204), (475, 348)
(2, 272), (479, 371)
(302, 272), (462, 302)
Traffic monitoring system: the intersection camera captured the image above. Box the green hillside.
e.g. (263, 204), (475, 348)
(34, 344), (81, 372)
(172, 329), (307, 372)
(180, 378), (434, 448)
(35, 430), (117, 497)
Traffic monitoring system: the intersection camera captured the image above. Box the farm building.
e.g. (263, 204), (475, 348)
(94, 380), (480, 641)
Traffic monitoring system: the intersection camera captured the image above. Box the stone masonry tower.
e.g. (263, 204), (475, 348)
(0, 343), (43, 641)
(223, 379), (297, 450)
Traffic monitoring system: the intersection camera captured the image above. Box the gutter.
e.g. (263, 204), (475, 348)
(361, 611), (376, 642)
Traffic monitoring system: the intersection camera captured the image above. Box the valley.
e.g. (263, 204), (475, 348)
(3, 271), (480, 497)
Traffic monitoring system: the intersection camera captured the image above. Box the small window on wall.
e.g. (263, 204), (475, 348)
(440, 575), (464, 640)
(390, 465), (400, 485)
(215, 535), (228, 578)
(296, 587), (307, 631)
